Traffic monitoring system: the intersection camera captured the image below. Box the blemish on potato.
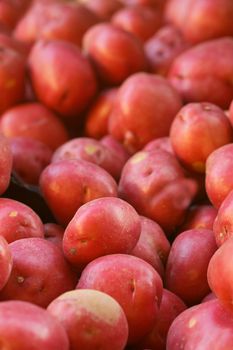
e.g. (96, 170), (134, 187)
(85, 144), (98, 155)
(70, 248), (77, 255)
(17, 276), (24, 284)
(130, 152), (147, 164)
(9, 211), (18, 217)
(188, 318), (197, 328)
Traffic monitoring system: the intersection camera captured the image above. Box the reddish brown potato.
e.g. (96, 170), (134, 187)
(165, 0), (233, 44)
(168, 38), (233, 109)
(179, 205), (218, 233)
(44, 223), (64, 248)
(85, 88), (118, 140)
(29, 40), (98, 118)
(0, 238), (76, 307)
(0, 300), (69, 350)
(84, 0), (123, 20)
(83, 23), (147, 86)
(170, 102), (233, 173)
(63, 197), (141, 268)
(52, 137), (126, 181)
(145, 25), (189, 76)
(119, 150), (197, 234)
(0, 45), (26, 115)
(48, 289), (128, 350)
(0, 103), (69, 151)
(0, 198), (44, 243)
(112, 5), (161, 43)
(77, 254), (163, 344)
(14, 2), (99, 47)
(213, 190), (233, 246)
(205, 143), (233, 208)
(0, 133), (13, 196)
(136, 289), (186, 350)
(167, 299), (233, 349)
(131, 216), (170, 278)
(0, 236), (13, 290)
(165, 228), (217, 305)
(39, 159), (118, 226)
(108, 73), (182, 153)
(143, 136), (174, 154)
(11, 137), (52, 185)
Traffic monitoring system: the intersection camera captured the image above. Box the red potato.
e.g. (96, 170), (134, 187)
(0, 103), (69, 151)
(143, 136), (174, 154)
(0, 0), (31, 30)
(131, 216), (170, 278)
(84, 0), (123, 20)
(121, 0), (165, 10)
(167, 299), (233, 350)
(0, 300), (69, 350)
(208, 237), (233, 312)
(213, 190), (233, 246)
(0, 45), (26, 115)
(51, 137), (126, 181)
(170, 102), (233, 173)
(119, 149), (197, 234)
(201, 292), (216, 303)
(136, 289), (187, 350)
(0, 238), (76, 307)
(10, 137), (53, 185)
(28, 40), (98, 118)
(77, 254), (163, 344)
(108, 72), (182, 153)
(168, 37), (233, 109)
(205, 143), (233, 208)
(179, 205), (218, 233)
(0, 133), (13, 196)
(14, 2), (99, 48)
(0, 33), (27, 56)
(0, 236), (13, 290)
(100, 135), (130, 165)
(165, 0), (233, 44)
(82, 23), (147, 86)
(63, 197), (141, 268)
(39, 159), (118, 226)
(48, 289), (128, 350)
(112, 5), (162, 43)
(144, 25), (189, 76)
(229, 100), (233, 126)
(165, 228), (217, 305)
(44, 223), (64, 248)
(0, 198), (44, 243)
(85, 88), (118, 140)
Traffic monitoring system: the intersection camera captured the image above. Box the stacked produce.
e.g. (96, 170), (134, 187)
(0, 0), (233, 348)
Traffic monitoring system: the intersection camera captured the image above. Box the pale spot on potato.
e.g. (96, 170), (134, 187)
(192, 161), (205, 173)
(6, 79), (16, 89)
(17, 276), (24, 284)
(188, 318), (197, 328)
(9, 211), (18, 217)
(85, 144), (98, 155)
(130, 152), (147, 164)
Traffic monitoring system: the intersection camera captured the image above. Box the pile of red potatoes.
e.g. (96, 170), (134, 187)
(1, 0), (233, 348)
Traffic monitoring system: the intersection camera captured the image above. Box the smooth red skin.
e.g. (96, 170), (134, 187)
(52, 137), (125, 181)
(131, 216), (170, 278)
(29, 40), (97, 118)
(112, 5), (162, 43)
(0, 0), (31, 30)
(77, 254), (163, 344)
(167, 299), (233, 349)
(143, 136), (174, 155)
(44, 223), (64, 248)
(179, 205), (218, 233)
(170, 102), (233, 173)
(0, 133), (13, 195)
(108, 73), (182, 154)
(213, 190), (233, 246)
(83, 23), (147, 86)
(85, 0), (123, 20)
(85, 88), (118, 140)
(165, 0), (233, 44)
(205, 143), (233, 208)
(136, 289), (186, 350)
(0, 238), (76, 307)
(0, 33), (27, 56)
(144, 25), (189, 76)
(100, 135), (130, 165)
(168, 38), (233, 109)
(63, 197), (141, 268)
(201, 292), (216, 303)
(0, 198), (44, 243)
(39, 159), (118, 226)
(0, 300), (69, 350)
(0, 103), (69, 151)
(208, 238), (233, 312)
(0, 45), (26, 115)
(165, 228), (217, 305)
(119, 150), (197, 234)
(14, 2), (99, 47)
(47, 289), (129, 350)
(0, 236), (13, 290)
(11, 137), (52, 185)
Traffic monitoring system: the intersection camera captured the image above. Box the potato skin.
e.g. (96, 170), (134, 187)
(0, 236), (12, 291)
(0, 133), (13, 195)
